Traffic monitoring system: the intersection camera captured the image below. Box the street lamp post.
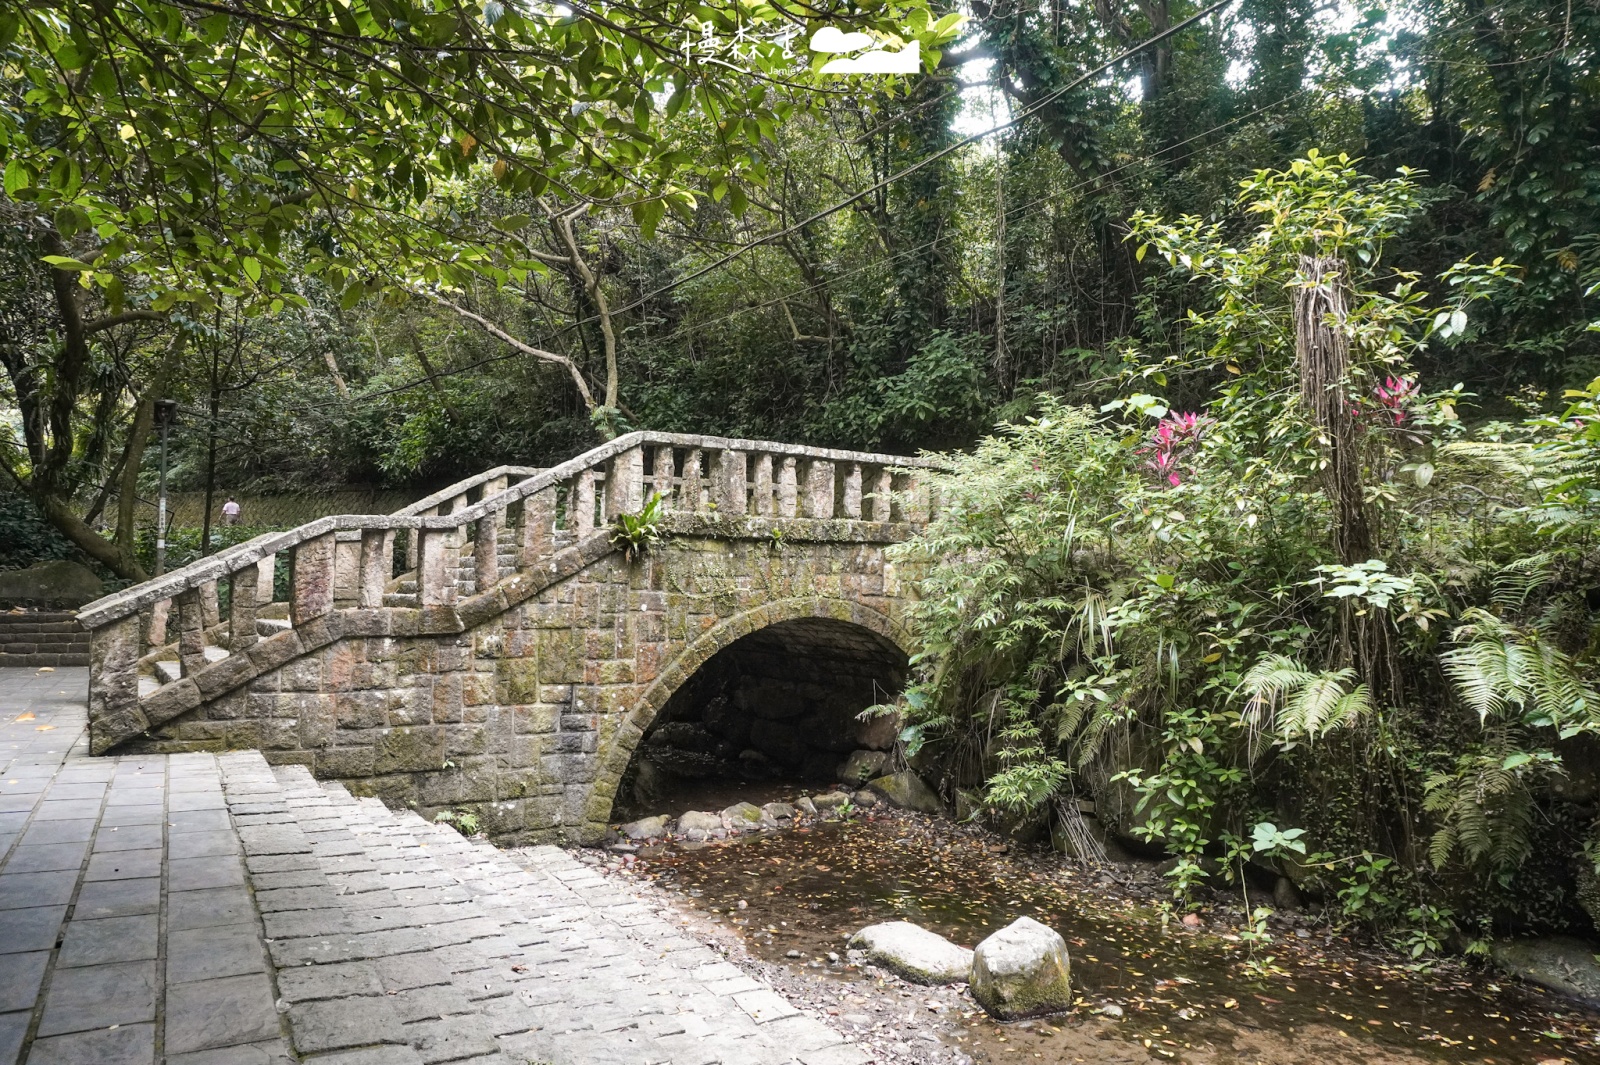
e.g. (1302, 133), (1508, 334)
(153, 399), (178, 576)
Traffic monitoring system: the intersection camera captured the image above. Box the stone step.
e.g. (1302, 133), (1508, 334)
(0, 612), (83, 632)
(0, 629), (91, 645)
(256, 617), (292, 638)
(155, 659), (182, 685)
(383, 593), (420, 608)
(257, 766), (863, 1065)
(0, 651), (90, 667)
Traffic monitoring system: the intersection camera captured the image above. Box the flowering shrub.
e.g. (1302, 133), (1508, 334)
(1366, 376), (1419, 425)
(1140, 412), (1211, 486)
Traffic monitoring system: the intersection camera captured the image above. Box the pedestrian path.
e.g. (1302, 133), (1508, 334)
(0, 668), (867, 1065)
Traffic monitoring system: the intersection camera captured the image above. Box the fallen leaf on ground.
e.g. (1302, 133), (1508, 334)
(15, 712), (35, 721)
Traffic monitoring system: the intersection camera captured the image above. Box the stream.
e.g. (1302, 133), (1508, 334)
(605, 802), (1600, 1064)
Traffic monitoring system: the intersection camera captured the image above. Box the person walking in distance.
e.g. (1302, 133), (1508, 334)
(222, 496), (241, 526)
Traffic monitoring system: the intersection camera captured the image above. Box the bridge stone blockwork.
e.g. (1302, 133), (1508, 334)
(78, 434), (934, 844)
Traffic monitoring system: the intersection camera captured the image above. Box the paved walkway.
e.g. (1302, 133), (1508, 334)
(0, 668), (866, 1065)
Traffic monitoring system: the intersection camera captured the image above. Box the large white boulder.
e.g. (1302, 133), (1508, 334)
(848, 922), (973, 984)
(969, 916), (1072, 1019)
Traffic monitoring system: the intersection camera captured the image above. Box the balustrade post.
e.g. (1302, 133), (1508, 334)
(200, 581), (220, 629)
(405, 529), (419, 572)
(419, 529), (459, 606)
(228, 565), (259, 651)
(901, 474), (931, 523)
(358, 530), (393, 608)
(520, 487), (555, 567)
(88, 613), (143, 754)
(753, 454), (774, 516)
(473, 512), (502, 592)
(681, 449), (704, 510)
(842, 463), (863, 519)
(777, 457), (799, 517)
(333, 533), (362, 604)
(870, 466), (896, 521)
(291, 532), (337, 624)
(803, 460), (836, 519)
(575, 470), (597, 537)
(651, 446), (677, 508)
(605, 447), (645, 517)
(713, 450), (748, 515)
(257, 555), (276, 605)
(144, 599), (171, 649)
(175, 587), (208, 675)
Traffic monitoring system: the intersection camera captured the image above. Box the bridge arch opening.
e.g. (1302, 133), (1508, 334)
(616, 618), (907, 819)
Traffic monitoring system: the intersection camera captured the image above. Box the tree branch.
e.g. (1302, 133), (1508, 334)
(416, 289), (597, 411)
(84, 309), (164, 334)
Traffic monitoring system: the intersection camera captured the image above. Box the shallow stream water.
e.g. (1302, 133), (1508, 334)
(632, 810), (1600, 1064)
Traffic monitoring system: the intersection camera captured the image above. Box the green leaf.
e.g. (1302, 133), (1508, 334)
(41, 255), (91, 271)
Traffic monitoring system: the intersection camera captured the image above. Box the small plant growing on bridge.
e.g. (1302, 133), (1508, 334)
(434, 809), (481, 836)
(612, 492), (665, 562)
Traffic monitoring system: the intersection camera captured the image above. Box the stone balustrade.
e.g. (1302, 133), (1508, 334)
(77, 432), (941, 756)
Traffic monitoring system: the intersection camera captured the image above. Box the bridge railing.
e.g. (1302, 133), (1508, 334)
(76, 432), (941, 734)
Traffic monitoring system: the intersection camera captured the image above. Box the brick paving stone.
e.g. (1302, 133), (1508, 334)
(299, 1047), (426, 1065)
(239, 824), (313, 855)
(0, 904), (67, 953)
(167, 923), (271, 982)
(165, 972), (282, 1054)
(277, 960), (384, 1003)
(36, 960), (158, 1035)
(0, 951), (48, 1012)
(10, 823), (88, 849)
(167, 1040), (298, 1065)
(73, 876), (160, 918)
(166, 828), (240, 859)
(92, 823), (164, 850)
(404, 1016), (502, 1063)
(287, 996), (408, 1053)
(168, 885), (257, 930)
(24, 1021), (156, 1065)
(83, 847), (162, 881)
(56, 913), (160, 966)
(31, 800), (103, 821)
(3, 841), (89, 873)
(0, 870), (77, 907)
(0, 1011), (25, 1065)
(168, 853), (247, 889)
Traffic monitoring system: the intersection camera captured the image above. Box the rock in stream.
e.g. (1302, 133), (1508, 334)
(848, 922), (973, 984)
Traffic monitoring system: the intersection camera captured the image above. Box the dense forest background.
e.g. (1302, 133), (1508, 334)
(7, 0), (1594, 545)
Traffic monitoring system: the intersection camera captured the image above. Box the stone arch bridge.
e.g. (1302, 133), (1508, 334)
(78, 433), (938, 843)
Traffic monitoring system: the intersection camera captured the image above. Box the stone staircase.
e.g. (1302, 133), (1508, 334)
(216, 750), (868, 1065)
(0, 610), (90, 668)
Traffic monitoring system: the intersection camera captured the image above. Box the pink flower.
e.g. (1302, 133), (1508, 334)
(1370, 376), (1418, 425)
(1139, 412), (1211, 488)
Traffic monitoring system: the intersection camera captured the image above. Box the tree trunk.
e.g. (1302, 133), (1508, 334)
(1292, 254), (1399, 700)
(1292, 254), (1370, 565)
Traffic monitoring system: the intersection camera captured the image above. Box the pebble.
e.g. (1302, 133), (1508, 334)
(786, 949), (803, 958)
(1099, 1004), (1125, 1018)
